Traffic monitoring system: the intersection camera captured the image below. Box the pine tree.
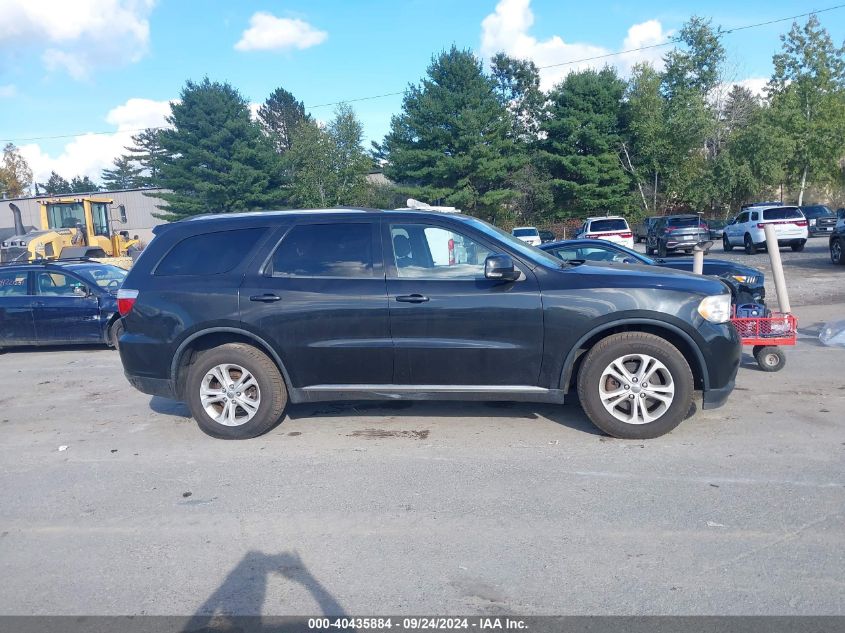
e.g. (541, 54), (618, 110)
(101, 155), (144, 190)
(38, 171), (72, 195)
(258, 87), (310, 153)
(540, 67), (631, 216)
(126, 128), (166, 188)
(382, 46), (519, 219)
(154, 78), (287, 220)
(69, 176), (99, 193)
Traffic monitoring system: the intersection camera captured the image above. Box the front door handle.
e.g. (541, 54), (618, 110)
(249, 294), (281, 303)
(395, 294), (429, 303)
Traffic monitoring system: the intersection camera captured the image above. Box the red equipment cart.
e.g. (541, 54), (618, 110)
(730, 311), (797, 372)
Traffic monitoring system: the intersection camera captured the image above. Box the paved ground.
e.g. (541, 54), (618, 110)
(0, 242), (843, 617)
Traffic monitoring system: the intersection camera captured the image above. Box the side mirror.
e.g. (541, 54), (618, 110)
(622, 257), (637, 264)
(119, 204), (128, 223)
(484, 254), (520, 282)
(72, 284), (91, 298)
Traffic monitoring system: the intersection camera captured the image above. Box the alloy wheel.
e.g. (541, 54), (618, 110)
(200, 363), (261, 426)
(598, 354), (675, 425)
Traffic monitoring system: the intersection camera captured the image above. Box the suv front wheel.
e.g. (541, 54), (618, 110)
(185, 343), (288, 439)
(577, 332), (694, 439)
(832, 237), (845, 265)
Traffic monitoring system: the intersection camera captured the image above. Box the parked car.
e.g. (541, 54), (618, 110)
(538, 229), (556, 243)
(511, 226), (541, 246)
(708, 219), (728, 240)
(0, 259), (127, 351)
(633, 216), (660, 243)
(646, 215), (711, 257)
(118, 209), (740, 440)
(799, 205), (837, 237)
(830, 212), (845, 265)
(574, 216), (634, 248)
(539, 238), (765, 302)
(722, 205), (808, 254)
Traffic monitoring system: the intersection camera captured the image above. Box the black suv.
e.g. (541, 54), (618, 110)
(799, 205), (837, 237)
(118, 209), (740, 440)
(646, 215), (711, 257)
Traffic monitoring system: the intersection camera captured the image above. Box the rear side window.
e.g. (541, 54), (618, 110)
(513, 228), (539, 237)
(0, 270), (28, 296)
(270, 223), (373, 277)
(156, 228), (266, 276)
(763, 207), (802, 221)
(588, 219), (628, 232)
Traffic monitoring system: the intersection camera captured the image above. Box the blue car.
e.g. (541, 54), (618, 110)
(0, 260), (126, 351)
(539, 239), (765, 298)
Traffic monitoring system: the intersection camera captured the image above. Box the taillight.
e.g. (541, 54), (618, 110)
(664, 226), (675, 233)
(117, 288), (138, 316)
(757, 223), (766, 229)
(620, 232), (633, 238)
(700, 223), (709, 230)
(795, 220), (807, 227)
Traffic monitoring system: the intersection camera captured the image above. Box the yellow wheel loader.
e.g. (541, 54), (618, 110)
(1, 197), (142, 269)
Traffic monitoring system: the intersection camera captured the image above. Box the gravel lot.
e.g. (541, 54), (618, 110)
(0, 240), (843, 617)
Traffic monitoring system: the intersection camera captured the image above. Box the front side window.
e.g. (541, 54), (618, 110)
(0, 271), (29, 296)
(389, 224), (493, 279)
(737, 212), (749, 224)
(270, 223), (373, 278)
(36, 272), (88, 297)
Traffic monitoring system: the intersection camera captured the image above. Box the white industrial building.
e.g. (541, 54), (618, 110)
(0, 188), (168, 244)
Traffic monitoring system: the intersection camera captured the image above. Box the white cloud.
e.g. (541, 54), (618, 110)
(235, 11), (327, 52)
(19, 97), (172, 184)
(735, 76), (768, 96)
(0, 83), (16, 98)
(0, 0), (155, 79)
(480, 0), (671, 90)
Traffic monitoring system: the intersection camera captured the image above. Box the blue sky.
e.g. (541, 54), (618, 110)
(1, 0), (842, 185)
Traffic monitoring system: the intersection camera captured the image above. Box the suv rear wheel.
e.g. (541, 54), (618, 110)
(185, 343), (288, 439)
(577, 332), (694, 439)
(790, 240), (805, 252)
(722, 235), (733, 252)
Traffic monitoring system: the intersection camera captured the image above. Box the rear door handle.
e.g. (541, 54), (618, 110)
(395, 294), (429, 303)
(249, 294), (281, 303)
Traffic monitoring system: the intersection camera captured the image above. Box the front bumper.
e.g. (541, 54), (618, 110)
(702, 378), (735, 410)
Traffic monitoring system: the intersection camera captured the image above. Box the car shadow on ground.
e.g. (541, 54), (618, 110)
(149, 395), (607, 436)
(180, 550), (345, 632)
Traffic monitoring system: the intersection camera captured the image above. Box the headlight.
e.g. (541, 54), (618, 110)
(809, 218), (816, 225)
(698, 294), (731, 324)
(732, 275), (749, 283)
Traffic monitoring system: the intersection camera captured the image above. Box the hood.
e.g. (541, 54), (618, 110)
(558, 259), (729, 296)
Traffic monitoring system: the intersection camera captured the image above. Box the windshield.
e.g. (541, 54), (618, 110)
(763, 207), (803, 220)
(513, 228), (539, 237)
(462, 217), (564, 268)
(46, 203), (86, 230)
(588, 219), (627, 232)
(67, 264), (127, 289)
(801, 206), (833, 218)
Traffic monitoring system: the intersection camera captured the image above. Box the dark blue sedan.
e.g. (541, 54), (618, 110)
(0, 260), (126, 351)
(539, 239), (765, 295)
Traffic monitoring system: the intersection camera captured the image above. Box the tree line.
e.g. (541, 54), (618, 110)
(2, 13), (844, 226)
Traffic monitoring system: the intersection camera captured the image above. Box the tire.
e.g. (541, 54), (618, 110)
(645, 242), (654, 256)
(744, 234), (757, 255)
(722, 235), (733, 252)
(753, 346), (786, 372)
(831, 238), (845, 265)
(657, 241), (667, 258)
(108, 319), (124, 350)
(185, 343), (288, 439)
(576, 332), (694, 439)
(790, 240), (805, 252)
